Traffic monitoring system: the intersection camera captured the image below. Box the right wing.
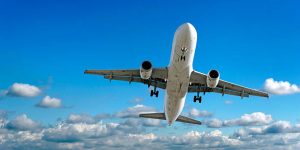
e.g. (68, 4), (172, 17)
(84, 68), (168, 89)
(189, 71), (269, 98)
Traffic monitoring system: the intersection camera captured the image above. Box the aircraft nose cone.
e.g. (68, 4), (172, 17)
(176, 23), (197, 39)
(181, 22), (195, 32)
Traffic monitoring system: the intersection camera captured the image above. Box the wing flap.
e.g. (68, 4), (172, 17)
(84, 69), (140, 76)
(104, 75), (166, 89)
(188, 86), (249, 97)
(84, 68), (168, 79)
(84, 68), (168, 89)
(217, 80), (268, 97)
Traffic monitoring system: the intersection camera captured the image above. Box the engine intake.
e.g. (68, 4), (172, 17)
(206, 69), (220, 88)
(140, 61), (152, 79)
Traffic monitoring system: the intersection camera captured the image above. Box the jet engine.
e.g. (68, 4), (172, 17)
(206, 69), (220, 88)
(140, 61), (152, 79)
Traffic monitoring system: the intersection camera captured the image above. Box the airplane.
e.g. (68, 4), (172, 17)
(84, 23), (269, 126)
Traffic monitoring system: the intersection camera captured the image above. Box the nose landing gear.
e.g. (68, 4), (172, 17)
(180, 55), (186, 61)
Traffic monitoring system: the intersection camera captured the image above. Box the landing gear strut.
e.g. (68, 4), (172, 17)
(193, 91), (202, 103)
(150, 86), (159, 97)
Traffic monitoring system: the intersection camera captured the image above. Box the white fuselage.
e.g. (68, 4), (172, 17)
(165, 23), (197, 125)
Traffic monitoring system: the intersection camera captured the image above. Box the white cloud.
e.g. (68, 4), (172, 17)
(6, 83), (41, 97)
(224, 112), (272, 126)
(115, 104), (157, 118)
(204, 119), (223, 128)
(36, 96), (61, 108)
(122, 118), (164, 127)
(264, 78), (300, 95)
(66, 114), (96, 124)
(234, 121), (300, 137)
(158, 130), (242, 148)
(127, 133), (157, 141)
(224, 100), (233, 105)
(189, 108), (213, 118)
(42, 122), (110, 142)
(1, 112), (300, 150)
(6, 114), (41, 131)
(205, 112), (272, 128)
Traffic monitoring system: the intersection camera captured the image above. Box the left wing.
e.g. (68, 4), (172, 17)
(84, 68), (168, 89)
(189, 71), (269, 98)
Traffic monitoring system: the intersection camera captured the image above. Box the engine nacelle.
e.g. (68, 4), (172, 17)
(140, 61), (152, 79)
(206, 69), (220, 88)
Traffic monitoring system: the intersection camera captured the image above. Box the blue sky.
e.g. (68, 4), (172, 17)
(1, 0), (300, 149)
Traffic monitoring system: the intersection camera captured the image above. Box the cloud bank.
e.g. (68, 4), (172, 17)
(205, 112), (272, 128)
(6, 114), (41, 131)
(0, 106), (300, 150)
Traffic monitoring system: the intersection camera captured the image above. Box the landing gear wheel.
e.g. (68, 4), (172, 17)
(155, 91), (159, 97)
(150, 90), (154, 97)
(180, 56), (186, 61)
(193, 96), (202, 103)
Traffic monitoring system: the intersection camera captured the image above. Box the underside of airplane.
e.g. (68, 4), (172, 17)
(84, 23), (268, 125)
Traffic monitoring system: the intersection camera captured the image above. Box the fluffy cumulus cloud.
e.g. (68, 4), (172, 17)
(5, 83), (41, 97)
(224, 112), (272, 126)
(0, 111), (300, 149)
(189, 108), (213, 118)
(64, 106), (164, 128)
(36, 96), (61, 108)
(157, 130), (243, 149)
(66, 114), (97, 124)
(205, 112), (272, 128)
(204, 118), (224, 128)
(115, 104), (157, 118)
(1, 107), (300, 149)
(122, 118), (163, 127)
(264, 78), (300, 95)
(42, 122), (112, 142)
(113, 105), (164, 127)
(229, 121), (300, 149)
(6, 114), (41, 131)
(234, 121), (300, 137)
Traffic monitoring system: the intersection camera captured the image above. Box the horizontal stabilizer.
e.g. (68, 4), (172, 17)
(139, 113), (201, 125)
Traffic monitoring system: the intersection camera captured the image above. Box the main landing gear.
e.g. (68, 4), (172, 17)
(150, 86), (159, 97)
(193, 91), (202, 103)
